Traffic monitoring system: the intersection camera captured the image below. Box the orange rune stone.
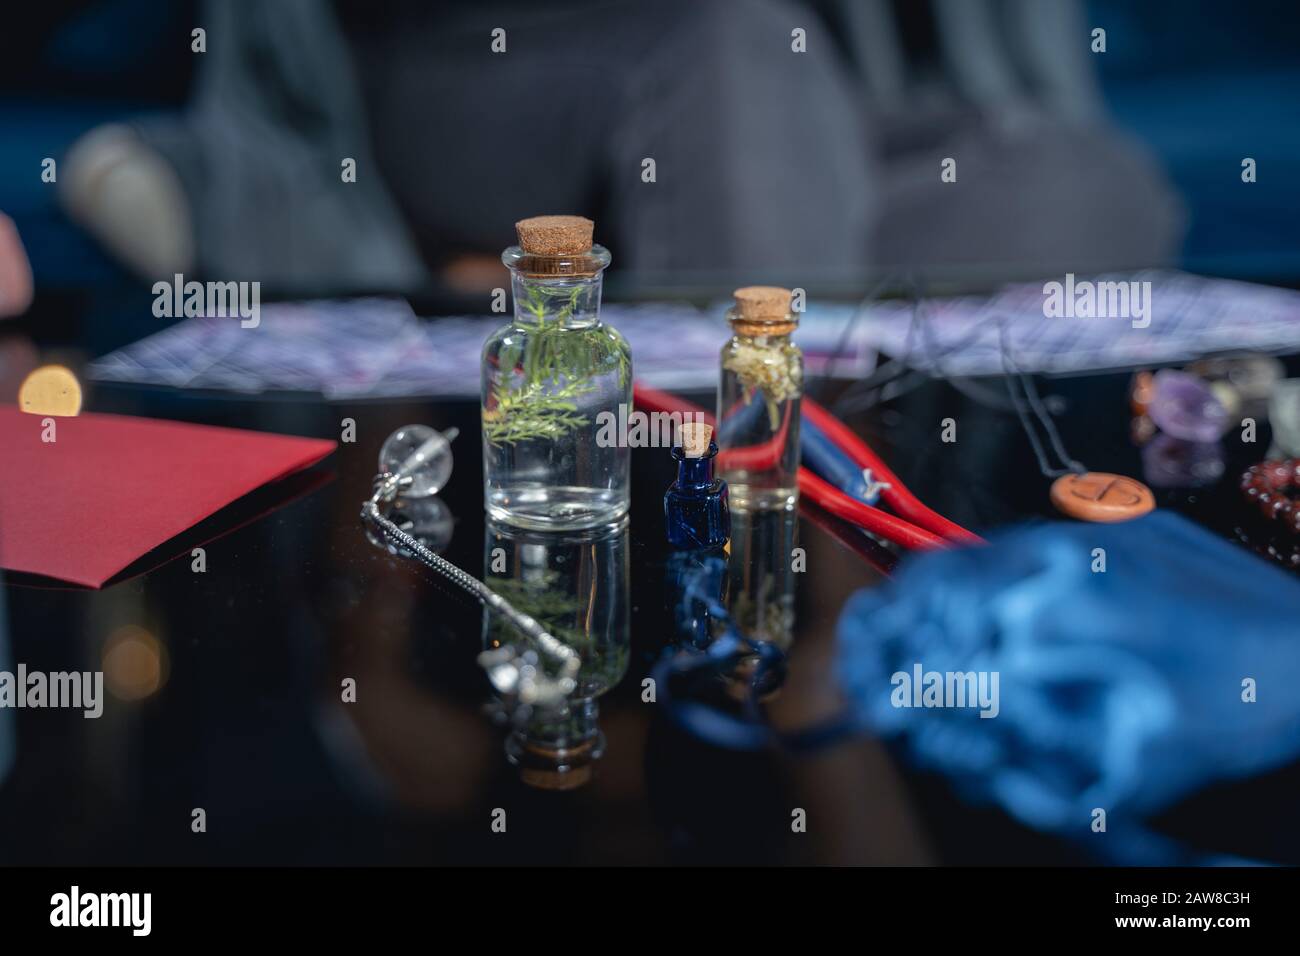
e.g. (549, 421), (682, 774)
(1049, 472), (1156, 522)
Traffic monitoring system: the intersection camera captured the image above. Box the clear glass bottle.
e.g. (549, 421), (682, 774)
(483, 517), (630, 789)
(717, 286), (803, 510)
(481, 216), (632, 531)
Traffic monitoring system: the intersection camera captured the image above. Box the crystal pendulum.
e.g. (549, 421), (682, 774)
(378, 424), (458, 496)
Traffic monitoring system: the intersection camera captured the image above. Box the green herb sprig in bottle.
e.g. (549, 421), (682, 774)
(481, 216), (632, 530)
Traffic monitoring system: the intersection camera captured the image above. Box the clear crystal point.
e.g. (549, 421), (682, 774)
(378, 424), (455, 497)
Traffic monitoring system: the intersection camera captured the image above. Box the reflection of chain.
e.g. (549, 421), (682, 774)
(361, 477), (579, 707)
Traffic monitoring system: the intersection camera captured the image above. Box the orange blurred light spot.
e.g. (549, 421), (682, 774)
(102, 625), (167, 701)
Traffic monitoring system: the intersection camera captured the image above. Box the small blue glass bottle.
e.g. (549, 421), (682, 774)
(665, 425), (730, 549)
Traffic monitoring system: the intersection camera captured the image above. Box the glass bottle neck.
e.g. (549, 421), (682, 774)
(675, 447), (717, 489)
(725, 305), (799, 342)
(509, 271), (605, 329)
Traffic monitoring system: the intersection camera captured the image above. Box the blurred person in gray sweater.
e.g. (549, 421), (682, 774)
(61, 0), (1180, 296)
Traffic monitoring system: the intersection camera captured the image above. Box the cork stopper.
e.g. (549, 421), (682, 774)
(680, 422), (713, 458)
(515, 216), (594, 256)
(731, 286), (797, 336)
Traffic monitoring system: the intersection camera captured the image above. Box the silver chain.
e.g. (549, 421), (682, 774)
(360, 477), (580, 707)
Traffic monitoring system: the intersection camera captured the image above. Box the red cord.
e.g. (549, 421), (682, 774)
(716, 400), (795, 473)
(799, 469), (945, 550)
(802, 396), (984, 546)
(636, 383), (715, 426)
(633, 382), (964, 551)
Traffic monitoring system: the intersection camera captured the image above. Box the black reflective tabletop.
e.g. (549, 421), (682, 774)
(2, 366), (1298, 866)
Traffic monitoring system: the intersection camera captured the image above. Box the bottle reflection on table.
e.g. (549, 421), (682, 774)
(482, 517), (630, 790)
(724, 504), (798, 700)
(664, 546), (728, 650)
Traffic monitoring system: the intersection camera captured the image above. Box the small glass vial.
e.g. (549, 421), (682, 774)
(482, 215), (632, 531)
(664, 422), (730, 549)
(717, 286), (803, 510)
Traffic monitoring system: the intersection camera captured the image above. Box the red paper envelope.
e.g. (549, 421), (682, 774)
(0, 405), (335, 587)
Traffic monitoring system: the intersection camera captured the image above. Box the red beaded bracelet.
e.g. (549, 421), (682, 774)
(1241, 459), (1300, 533)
